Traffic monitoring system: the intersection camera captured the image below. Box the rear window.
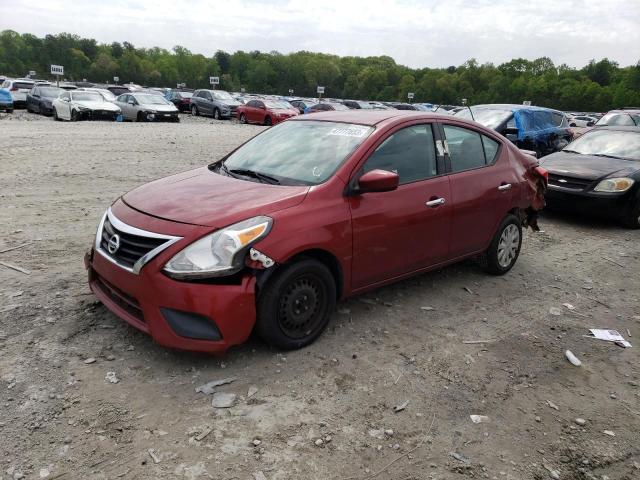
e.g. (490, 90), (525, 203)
(14, 82), (34, 89)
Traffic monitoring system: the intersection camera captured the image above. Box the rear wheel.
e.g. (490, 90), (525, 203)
(256, 258), (336, 350)
(264, 116), (272, 126)
(479, 214), (522, 275)
(240, 113), (247, 124)
(191, 105), (199, 116)
(623, 200), (640, 229)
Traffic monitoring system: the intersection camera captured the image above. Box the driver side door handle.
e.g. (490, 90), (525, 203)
(498, 183), (512, 191)
(426, 197), (446, 207)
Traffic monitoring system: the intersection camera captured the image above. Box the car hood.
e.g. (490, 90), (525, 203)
(122, 166), (310, 227)
(220, 100), (242, 107)
(141, 104), (177, 112)
(541, 151), (640, 180)
(74, 100), (120, 111)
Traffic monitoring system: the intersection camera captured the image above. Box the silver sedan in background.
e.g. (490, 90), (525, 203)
(115, 93), (180, 122)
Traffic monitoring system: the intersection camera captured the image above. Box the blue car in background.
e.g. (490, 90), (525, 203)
(0, 88), (13, 113)
(455, 103), (573, 157)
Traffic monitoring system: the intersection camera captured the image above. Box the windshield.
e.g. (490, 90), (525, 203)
(564, 129), (640, 160)
(40, 87), (61, 97)
(179, 91), (193, 98)
(596, 112), (639, 127)
(455, 108), (513, 129)
(357, 102), (373, 109)
(329, 103), (350, 111)
(137, 95), (170, 105)
(265, 100), (292, 109)
(220, 121), (374, 185)
(14, 82), (34, 89)
(95, 89), (116, 101)
(71, 92), (102, 102)
(212, 90), (233, 100)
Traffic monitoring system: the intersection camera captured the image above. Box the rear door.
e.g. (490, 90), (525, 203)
(439, 122), (516, 257)
(349, 122), (451, 289)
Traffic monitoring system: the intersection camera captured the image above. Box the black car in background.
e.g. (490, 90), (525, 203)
(26, 85), (62, 115)
(167, 90), (193, 112)
(305, 102), (350, 113)
(342, 100), (374, 110)
(541, 126), (640, 228)
(595, 109), (640, 127)
(289, 99), (315, 114)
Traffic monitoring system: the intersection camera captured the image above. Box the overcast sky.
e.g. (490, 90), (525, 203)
(2, 0), (639, 68)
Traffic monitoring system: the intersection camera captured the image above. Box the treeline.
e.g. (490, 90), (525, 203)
(1, 30), (639, 111)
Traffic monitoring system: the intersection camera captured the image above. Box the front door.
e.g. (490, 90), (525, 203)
(349, 123), (452, 289)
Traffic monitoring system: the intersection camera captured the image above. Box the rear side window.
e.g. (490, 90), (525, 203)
(443, 125), (500, 172)
(363, 124), (438, 184)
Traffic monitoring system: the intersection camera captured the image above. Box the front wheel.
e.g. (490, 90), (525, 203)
(479, 214), (522, 275)
(191, 105), (199, 116)
(256, 259), (336, 350)
(623, 200), (640, 229)
(53, 108), (60, 121)
(213, 108), (221, 120)
(264, 116), (272, 126)
(240, 113), (247, 124)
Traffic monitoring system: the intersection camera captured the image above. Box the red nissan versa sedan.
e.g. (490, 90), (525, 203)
(85, 111), (547, 354)
(237, 99), (299, 126)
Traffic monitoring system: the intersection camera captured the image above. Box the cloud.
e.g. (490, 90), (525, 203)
(1, 0), (638, 68)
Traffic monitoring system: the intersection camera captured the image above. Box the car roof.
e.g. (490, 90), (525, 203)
(605, 109), (640, 114)
(290, 110), (450, 126)
(471, 103), (563, 114)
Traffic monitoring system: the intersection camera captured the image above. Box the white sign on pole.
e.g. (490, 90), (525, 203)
(407, 92), (415, 100)
(317, 86), (325, 94)
(288, 89), (294, 95)
(29, 70), (36, 77)
(209, 76), (220, 85)
(240, 87), (246, 93)
(50, 65), (64, 75)
(113, 76), (119, 83)
(523, 100), (532, 106)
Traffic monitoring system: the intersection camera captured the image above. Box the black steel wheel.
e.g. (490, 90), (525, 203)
(256, 258), (336, 350)
(264, 116), (272, 126)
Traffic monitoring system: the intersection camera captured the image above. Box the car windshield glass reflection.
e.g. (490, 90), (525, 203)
(212, 91), (233, 100)
(138, 95), (170, 105)
(220, 121), (374, 185)
(564, 130), (640, 160)
(456, 108), (513, 129)
(264, 101), (292, 109)
(71, 92), (102, 102)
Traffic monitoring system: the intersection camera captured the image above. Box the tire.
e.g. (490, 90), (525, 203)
(7, 108), (13, 114)
(53, 108), (60, 121)
(26, 104), (33, 113)
(191, 105), (199, 116)
(240, 113), (247, 124)
(569, 123), (576, 127)
(213, 108), (220, 120)
(622, 200), (640, 229)
(264, 116), (272, 126)
(71, 109), (80, 121)
(256, 258), (336, 350)
(136, 112), (145, 122)
(479, 214), (522, 275)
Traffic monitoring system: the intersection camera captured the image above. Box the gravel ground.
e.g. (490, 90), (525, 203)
(1, 110), (639, 480)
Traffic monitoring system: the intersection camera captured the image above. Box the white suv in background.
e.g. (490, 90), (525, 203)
(0, 78), (35, 108)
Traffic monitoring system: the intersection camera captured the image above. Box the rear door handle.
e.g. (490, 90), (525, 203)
(426, 197), (445, 207)
(498, 183), (512, 191)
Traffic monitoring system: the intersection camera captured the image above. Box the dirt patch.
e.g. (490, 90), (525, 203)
(1, 112), (639, 479)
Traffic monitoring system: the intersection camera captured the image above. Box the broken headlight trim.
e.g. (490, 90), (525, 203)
(593, 177), (634, 193)
(163, 216), (272, 279)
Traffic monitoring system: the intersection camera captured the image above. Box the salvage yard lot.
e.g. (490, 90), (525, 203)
(1, 113), (639, 480)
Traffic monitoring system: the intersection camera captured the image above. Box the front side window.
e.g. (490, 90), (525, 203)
(220, 121), (374, 185)
(444, 124), (499, 172)
(363, 125), (438, 184)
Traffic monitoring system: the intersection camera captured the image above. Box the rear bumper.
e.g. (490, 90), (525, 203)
(85, 242), (257, 354)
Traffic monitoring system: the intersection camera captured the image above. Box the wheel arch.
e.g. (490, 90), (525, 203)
(256, 248), (344, 300)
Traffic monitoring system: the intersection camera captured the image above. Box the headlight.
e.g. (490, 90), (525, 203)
(593, 177), (634, 192)
(163, 216), (272, 279)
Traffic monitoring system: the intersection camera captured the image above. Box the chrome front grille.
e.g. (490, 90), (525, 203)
(95, 209), (182, 274)
(548, 174), (593, 191)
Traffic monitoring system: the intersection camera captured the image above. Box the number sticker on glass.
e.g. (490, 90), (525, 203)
(328, 126), (369, 138)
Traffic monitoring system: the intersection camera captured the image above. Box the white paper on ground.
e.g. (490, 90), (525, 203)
(586, 329), (632, 348)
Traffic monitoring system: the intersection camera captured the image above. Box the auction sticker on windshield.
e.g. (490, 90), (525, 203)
(328, 126), (369, 137)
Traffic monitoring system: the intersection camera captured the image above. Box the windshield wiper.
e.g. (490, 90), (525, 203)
(217, 162), (241, 179)
(229, 168), (281, 185)
(562, 149), (582, 154)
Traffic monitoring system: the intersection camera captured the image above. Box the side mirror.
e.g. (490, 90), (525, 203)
(356, 169), (399, 193)
(586, 121), (594, 127)
(503, 126), (519, 142)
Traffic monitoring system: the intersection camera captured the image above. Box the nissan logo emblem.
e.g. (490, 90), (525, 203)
(107, 234), (121, 254)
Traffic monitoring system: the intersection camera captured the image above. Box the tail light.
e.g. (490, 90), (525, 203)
(181, 98), (191, 104)
(534, 166), (548, 183)
(10, 87), (18, 91)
